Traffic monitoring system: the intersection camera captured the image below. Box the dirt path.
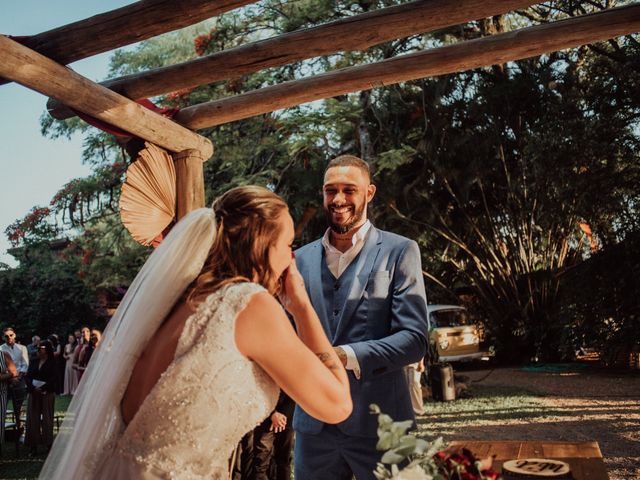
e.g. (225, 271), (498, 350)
(420, 365), (640, 479)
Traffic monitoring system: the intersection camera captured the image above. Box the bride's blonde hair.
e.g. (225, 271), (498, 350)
(187, 185), (288, 303)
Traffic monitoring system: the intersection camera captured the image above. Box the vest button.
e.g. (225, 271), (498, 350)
(334, 283), (339, 290)
(333, 309), (339, 316)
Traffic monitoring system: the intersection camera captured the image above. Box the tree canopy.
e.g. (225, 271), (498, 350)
(4, 0), (639, 362)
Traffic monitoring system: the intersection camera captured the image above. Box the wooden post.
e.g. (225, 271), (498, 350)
(173, 149), (206, 220)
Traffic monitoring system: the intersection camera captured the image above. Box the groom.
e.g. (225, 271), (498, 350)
(293, 155), (428, 479)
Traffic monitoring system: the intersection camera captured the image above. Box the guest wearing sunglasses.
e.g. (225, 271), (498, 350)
(1, 327), (29, 437)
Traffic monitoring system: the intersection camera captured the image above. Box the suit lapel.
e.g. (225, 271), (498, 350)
(333, 227), (382, 342)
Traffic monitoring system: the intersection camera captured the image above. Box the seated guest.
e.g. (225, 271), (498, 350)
(25, 340), (58, 455)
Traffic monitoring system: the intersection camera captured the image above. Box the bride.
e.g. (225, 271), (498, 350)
(40, 186), (352, 479)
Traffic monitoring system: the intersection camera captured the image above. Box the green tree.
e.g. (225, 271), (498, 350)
(5, 0), (638, 362)
(361, 26), (639, 360)
(0, 244), (98, 336)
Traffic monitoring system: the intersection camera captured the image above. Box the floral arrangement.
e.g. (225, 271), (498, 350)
(371, 405), (501, 480)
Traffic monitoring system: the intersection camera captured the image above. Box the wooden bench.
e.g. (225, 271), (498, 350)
(449, 440), (608, 480)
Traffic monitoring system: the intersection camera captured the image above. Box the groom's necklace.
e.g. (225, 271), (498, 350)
(331, 233), (355, 253)
(332, 233), (352, 241)
(331, 232), (354, 244)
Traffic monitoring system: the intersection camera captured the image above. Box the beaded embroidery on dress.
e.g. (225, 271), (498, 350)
(96, 282), (279, 479)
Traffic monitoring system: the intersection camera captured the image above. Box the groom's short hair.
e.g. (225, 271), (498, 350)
(325, 155), (372, 182)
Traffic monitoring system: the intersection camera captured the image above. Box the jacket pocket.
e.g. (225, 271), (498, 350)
(366, 270), (390, 299)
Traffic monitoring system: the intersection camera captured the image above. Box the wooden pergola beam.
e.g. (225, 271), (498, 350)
(48, 0), (540, 120)
(0, 35), (213, 159)
(0, 0), (253, 85)
(173, 4), (640, 130)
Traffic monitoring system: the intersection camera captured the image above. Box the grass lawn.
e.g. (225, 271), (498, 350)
(1, 395), (72, 480)
(417, 384), (549, 439)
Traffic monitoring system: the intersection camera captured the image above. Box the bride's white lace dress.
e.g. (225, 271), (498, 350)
(96, 282), (279, 479)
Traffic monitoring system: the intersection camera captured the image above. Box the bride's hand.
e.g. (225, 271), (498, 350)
(278, 259), (311, 317)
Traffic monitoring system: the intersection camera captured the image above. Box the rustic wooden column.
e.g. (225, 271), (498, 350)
(173, 149), (206, 220)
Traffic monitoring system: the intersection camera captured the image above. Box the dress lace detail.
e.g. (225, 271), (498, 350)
(100, 282), (279, 479)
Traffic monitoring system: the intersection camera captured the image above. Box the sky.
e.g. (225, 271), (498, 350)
(0, 0), (133, 266)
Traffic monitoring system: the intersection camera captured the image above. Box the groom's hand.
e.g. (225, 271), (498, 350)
(334, 346), (347, 367)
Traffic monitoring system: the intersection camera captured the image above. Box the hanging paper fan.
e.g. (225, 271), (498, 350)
(120, 143), (176, 246)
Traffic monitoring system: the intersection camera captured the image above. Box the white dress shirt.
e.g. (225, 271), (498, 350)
(321, 220), (372, 279)
(321, 220), (372, 379)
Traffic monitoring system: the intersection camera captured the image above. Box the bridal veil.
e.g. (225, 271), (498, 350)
(39, 208), (217, 480)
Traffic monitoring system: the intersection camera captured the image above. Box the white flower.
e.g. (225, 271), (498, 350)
(394, 465), (433, 480)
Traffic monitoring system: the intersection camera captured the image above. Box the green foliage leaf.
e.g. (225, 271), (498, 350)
(10, 0), (637, 361)
(377, 146), (416, 173)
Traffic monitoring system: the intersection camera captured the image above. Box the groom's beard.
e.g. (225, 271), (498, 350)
(325, 201), (366, 235)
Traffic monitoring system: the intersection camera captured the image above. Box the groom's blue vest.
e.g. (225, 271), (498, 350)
(320, 254), (364, 341)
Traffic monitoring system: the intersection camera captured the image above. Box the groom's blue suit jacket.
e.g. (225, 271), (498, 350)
(293, 226), (428, 438)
